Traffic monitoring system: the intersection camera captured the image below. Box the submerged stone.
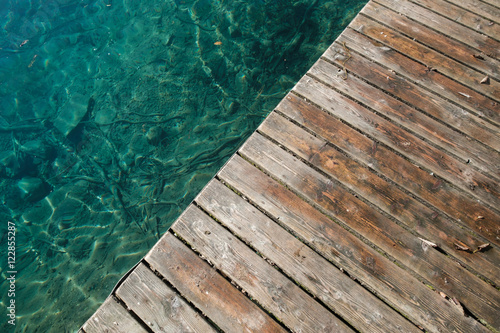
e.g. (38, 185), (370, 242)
(17, 177), (51, 203)
(0, 151), (21, 178)
(53, 93), (89, 137)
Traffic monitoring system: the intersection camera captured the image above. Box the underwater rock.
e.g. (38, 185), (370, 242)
(129, 133), (149, 154)
(52, 197), (83, 230)
(146, 126), (166, 146)
(22, 197), (53, 224)
(17, 177), (51, 203)
(0, 151), (21, 178)
(19, 140), (55, 160)
(53, 93), (89, 137)
(95, 106), (117, 126)
(122, 151), (135, 168)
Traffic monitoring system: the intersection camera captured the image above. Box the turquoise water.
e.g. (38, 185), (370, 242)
(0, 0), (367, 331)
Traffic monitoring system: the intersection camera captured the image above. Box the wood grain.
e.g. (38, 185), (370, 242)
(363, 1), (500, 81)
(352, 15), (500, 102)
(82, 297), (147, 333)
(240, 132), (500, 329)
(196, 179), (420, 333)
(338, 27), (500, 127)
(323, 39), (500, 152)
(116, 263), (216, 333)
(218, 154), (489, 333)
(276, 94), (500, 251)
(145, 232), (286, 333)
(312, 55), (500, 179)
(480, 0), (500, 9)
(259, 111), (500, 285)
(422, 0), (500, 26)
(294, 74), (500, 210)
(172, 205), (354, 333)
(409, 0), (500, 38)
(375, 0), (500, 59)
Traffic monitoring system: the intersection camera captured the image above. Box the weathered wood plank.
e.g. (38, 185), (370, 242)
(218, 154), (489, 333)
(480, 0), (500, 9)
(82, 297), (147, 333)
(172, 205), (354, 333)
(338, 28), (500, 127)
(352, 15), (500, 102)
(239, 132), (500, 329)
(323, 43), (500, 154)
(145, 232), (286, 333)
(311, 56), (500, 180)
(409, 0), (500, 38)
(277, 94), (500, 250)
(196, 179), (420, 333)
(426, 0), (500, 26)
(115, 263), (216, 333)
(375, 0), (500, 59)
(294, 75), (500, 210)
(363, 1), (500, 81)
(259, 111), (500, 285)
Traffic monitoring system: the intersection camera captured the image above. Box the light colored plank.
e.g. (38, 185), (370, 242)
(277, 94), (500, 250)
(172, 205), (354, 333)
(363, 1), (500, 81)
(352, 15), (500, 102)
(259, 111), (500, 284)
(145, 232), (286, 333)
(116, 263), (216, 333)
(428, 0), (500, 26)
(240, 132), (500, 329)
(294, 74), (500, 210)
(82, 297), (147, 333)
(410, 0), (500, 38)
(480, 0), (500, 9)
(338, 27), (500, 127)
(196, 179), (420, 333)
(324, 42), (500, 155)
(218, 154), (489, 333)
(375, 0), (500, 59)
(313, 55), (500, 179)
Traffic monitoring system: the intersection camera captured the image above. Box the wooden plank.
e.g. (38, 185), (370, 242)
(259, 111), (500, 285)
(293, 75), (500, 210)
(218, 154), (489, 333)
(363, 1), (500, 81)
(338, 28), (500, 127)
(145, 232), (286, 333)
(196, 179), (420, 333)
(311, 56), (500, 179)
(276, 94), (500, 250)
(375, 0), (500, 60)
(480, 0), (500, 9)
(427, 0), (500, 26)
(323, 42), (500, 153)
(82, 297), (147, 333)
(115, 263), (216, 333)
(239, 132), (500, 329)
(408, 0), (500, 38)
(172, 205), (355, 333)
(351, 15), (500, 102)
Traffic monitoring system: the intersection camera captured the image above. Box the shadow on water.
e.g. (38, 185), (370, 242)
(0, 0), (367, 331)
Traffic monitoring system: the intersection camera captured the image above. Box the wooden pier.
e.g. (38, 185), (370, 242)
(81, 0), (500, 332)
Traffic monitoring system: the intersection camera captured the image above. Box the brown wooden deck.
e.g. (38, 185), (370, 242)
(81, 0), (500, 332)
